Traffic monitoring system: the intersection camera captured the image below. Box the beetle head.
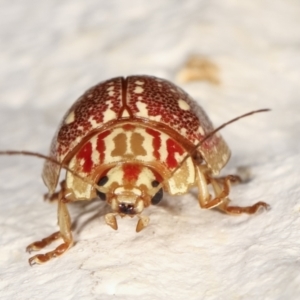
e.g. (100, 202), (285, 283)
(96, 163), (163, 232)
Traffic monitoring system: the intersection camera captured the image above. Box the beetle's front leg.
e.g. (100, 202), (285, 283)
(44, 180), (66, 202)
(26, 199), (73, 265)
(195, 166), (270, 213)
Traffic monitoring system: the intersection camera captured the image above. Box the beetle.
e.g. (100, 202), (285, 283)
(0, 75), (269, 265)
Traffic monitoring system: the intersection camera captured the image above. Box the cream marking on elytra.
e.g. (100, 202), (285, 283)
(135, 81), (144, 85)
(135, 128), (155, 161)
(136, 99), (162, 121)
(180, 127), (187, 136)
(125, 131), (132, 156)
(174, 151), (185, 162)
(75, 136), (82, 144)
(107, 85), (115, 97)
(158, 134), (169, 163)
(91, 138), (100, 166)
(65, 111), (75, 124)
(121, 109), (130, 118)
(135, 102), (149, 118)
(197, 126), (205, 136)
(88, 116), (99, 128)
(103, 101), (117, 122)
(134, 86), (144, 94)
(150, 115), (162, 122)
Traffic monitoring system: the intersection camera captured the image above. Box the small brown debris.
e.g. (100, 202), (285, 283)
(177, 55), (220, 84)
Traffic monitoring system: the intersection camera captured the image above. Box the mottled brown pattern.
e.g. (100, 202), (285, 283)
(126, 75), (212, 145)
(111, 133), (127, 157)
(56, 77), (123, 158)
(130, 132), (147, 156)
(125, 76), (229, 173)
(42, 75), (230, 193)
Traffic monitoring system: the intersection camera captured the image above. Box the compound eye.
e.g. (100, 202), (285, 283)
(151, 180), (163, 205)
(96, 176), (108, 201)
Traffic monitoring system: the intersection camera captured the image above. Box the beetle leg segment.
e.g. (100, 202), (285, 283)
(196, 167), (269, 213)
(136, 215), (150, 232)
(105, 213), (118, 230)
(195, 165), (212, 207)
(209, 175), (270, 214)
(44, 181), (67, 202)
(211, 175), (242, 186)
(217, 200), (270, 214)
(27, 199), (73, 265)
(26, 231), (61, 253)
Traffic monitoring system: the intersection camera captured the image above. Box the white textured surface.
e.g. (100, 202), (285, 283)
(1, 1), (300, 299)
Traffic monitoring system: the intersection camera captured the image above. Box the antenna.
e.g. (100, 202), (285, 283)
(0, 150), (108, 194)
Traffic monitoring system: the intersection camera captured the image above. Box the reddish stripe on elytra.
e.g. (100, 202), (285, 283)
(166, 138), (184, 169)
(145, 128), (161, 160)
(76, 142), (93, 173)
(96, 130), (111, 163)
(122, 164), (141, 182)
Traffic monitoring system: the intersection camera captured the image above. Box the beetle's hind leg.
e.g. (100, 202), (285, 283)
(209, 176), (269, 214)
(26, 198), (73, 265)
(195, 166), (269, 214)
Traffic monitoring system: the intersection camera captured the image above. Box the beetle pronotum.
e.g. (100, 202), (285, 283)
(0, 75), (270, 265)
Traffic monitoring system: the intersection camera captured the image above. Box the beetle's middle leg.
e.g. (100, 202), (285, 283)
(195, 166), (269, 214)
(211, 175), (241, 186)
